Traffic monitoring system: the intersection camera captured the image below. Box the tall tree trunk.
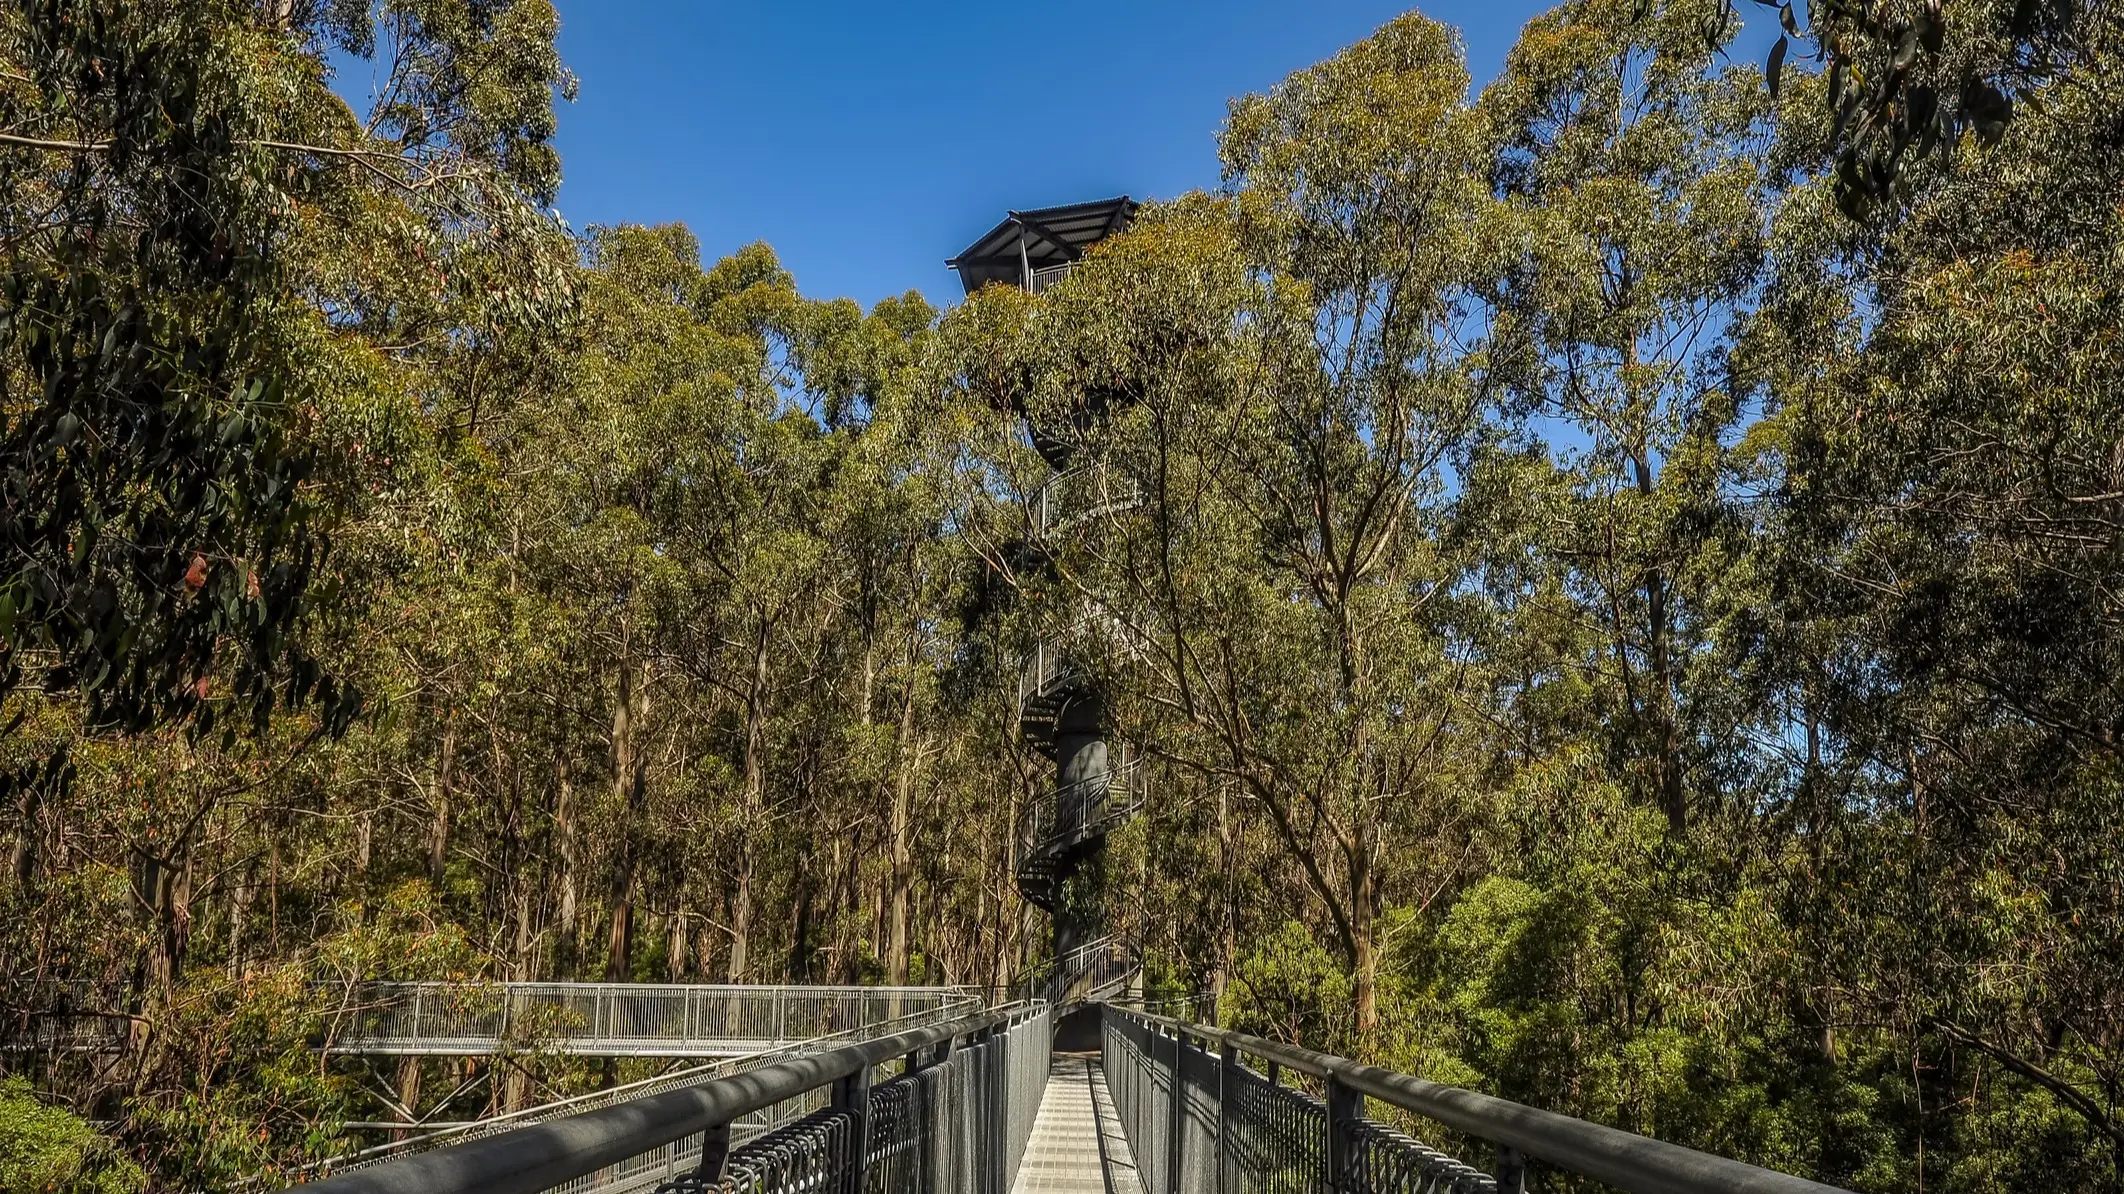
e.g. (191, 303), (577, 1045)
(728, 624), (770, 982)
(393, 1057), (422, 1141)
(887, 676), (919, 984)
(554, 754), (578, 968)
(829, 835), (855, 982)
(1349, 842), (1379, 1039)
(789, 841), (816, 982)
(667, 906), (689, 981)
(606, 660), (650, 982)
(1625, 336), (1685, 834)
(227, 855), (248, 979)
(1216, 780), (1236, 1004)
(726, 857), (752, 983)
(429, 717), (456, 885)
(137, 852), (191, 998)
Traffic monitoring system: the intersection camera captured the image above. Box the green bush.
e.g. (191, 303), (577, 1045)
(0, 1078), (144, 1194)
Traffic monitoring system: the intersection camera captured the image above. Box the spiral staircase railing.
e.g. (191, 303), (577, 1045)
(1015, 755), (1145, 911)
(1014, 484), (1150, 1008)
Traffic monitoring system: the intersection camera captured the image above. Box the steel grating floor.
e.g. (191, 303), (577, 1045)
(1011, 1053), (1144, 1194)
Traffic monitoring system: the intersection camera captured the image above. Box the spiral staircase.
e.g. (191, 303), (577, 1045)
(950, 197), (1145, 1011)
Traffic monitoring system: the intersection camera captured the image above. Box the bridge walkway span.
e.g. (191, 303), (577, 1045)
(1011, 1053), (1141, 1194)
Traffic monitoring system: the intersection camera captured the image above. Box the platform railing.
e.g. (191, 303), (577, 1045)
(1032, 462), (1145, 536)
(1103, 1007), (1857, 1194)
(1046, 938), (1137, 1007)
(327, 983), (979, 1056)
(298, 1003), (1051, 1194)
(1028, 262), (1074, 293)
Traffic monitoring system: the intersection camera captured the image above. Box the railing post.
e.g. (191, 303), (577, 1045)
(694, 1122), (730, 1182)
(1217, 1039), (1238, 1194)
(834, 1062), (872, 1194)
(1166, 1029), (1183, 1194)
(1325, 1074), (1361, 1193)
(1496, 1144), (1527, 1194)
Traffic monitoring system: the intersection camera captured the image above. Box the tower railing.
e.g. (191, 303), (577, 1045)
(1102, 1006), (1857, 1194)
(1028, 262), (1074, 293)
(298, 1004), (1052, 1194)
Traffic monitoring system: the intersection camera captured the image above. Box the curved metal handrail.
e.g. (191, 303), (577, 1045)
(315, 1002), (977, 1174)
(297, 1006), (1043, 1194)
(1014, 610), (1152, 744)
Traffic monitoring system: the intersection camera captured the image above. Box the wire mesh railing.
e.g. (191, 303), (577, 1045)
(1103, 1007), (1857, 1194)
(297, 1004), (1052, 1194)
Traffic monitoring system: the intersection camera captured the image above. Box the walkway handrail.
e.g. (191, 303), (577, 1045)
(301, 1008), (1018, 1194)
(1115, 1007), (1853, 1194)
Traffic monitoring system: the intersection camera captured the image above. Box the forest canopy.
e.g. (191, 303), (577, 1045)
(3, 0), (2122, 1190)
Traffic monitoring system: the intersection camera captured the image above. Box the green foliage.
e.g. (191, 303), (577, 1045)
(0, 1077), (143, 1194)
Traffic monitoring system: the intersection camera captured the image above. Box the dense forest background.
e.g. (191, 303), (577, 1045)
(3, 0), (2122, 1190)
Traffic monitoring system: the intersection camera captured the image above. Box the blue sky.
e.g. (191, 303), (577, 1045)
(539, 1), (1566, 308)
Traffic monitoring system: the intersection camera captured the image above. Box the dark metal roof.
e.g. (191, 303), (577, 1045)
(946, 196), (1137, 294)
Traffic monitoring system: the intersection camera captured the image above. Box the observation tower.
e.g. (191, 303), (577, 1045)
(948, 198), (1143, 1012)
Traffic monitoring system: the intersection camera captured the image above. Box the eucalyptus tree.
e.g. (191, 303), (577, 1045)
(0, 1), (577, 1180)
(1475, 0), (1774, 834)
(1748, 10), (2124, 1173)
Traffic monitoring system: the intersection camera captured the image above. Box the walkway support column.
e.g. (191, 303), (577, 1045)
(1497, 1145), (1527, 1194)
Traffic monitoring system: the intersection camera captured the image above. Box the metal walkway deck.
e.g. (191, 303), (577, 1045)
(1011, 1053), (1143, 1194)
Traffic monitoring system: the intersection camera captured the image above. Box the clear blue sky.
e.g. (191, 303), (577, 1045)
(543, 1), (1567, 309)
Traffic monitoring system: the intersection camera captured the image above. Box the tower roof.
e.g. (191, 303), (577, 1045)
(946, 197), (1137, 294)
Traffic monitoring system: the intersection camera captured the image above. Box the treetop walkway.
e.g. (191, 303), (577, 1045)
(316, 1003), (983, 1182)
(295, 998), (1858, 1194)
